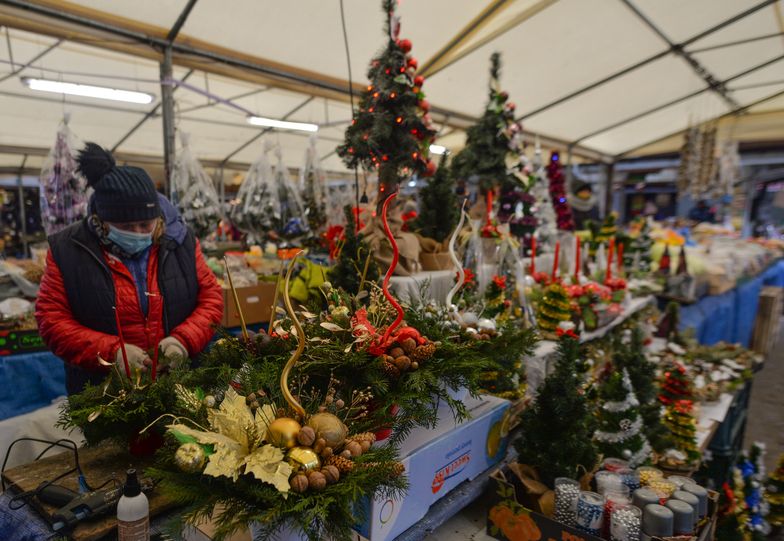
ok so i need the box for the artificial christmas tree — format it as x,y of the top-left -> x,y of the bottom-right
410,153 -> 459,245
300,135 -> 328,244
327,206 -> 379,296
338,0 -> 437,204
171,132 -> 222,239
613,327 -> 670,452
537,282 -> 572,337
515,334 -> 598,487
39,119 -> 88,236
625,218 -> 653,275
529,140 -> 557,251
230,142 -> 280,242
658,361 -> 694,406
655,301 -> 680,341
273,146 -> 308,240
662,399 -> 700,463
546,152 -> 575,232
766,453 -> 784,529
594,368 -> 652,467
450,52 -> 525,195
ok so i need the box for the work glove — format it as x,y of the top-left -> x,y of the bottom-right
158,336 -> 188,369
115,344 -> 150,374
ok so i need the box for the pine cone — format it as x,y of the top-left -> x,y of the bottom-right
350,432 -> 377,444
360,461 -> 405,477
411,342 -> 436,363
381,359 -> 401,378
325,454 -> 355,474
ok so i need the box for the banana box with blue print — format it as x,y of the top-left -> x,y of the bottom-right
352,394 -> 511,541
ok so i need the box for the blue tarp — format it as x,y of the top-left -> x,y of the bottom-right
0,351 -> 65,421
679,259 -> 784,347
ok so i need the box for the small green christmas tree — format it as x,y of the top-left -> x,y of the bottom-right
410,153 -> 458,244
663,399 -> 700,463
625,218 -> 653,275
301,135 -> 327,245
766,453 -> 784,528
613,327 -> 670,452
655,301 -> 680,341
327,206 -> 379,296
537,282 -> 572,337
593,368 -> 652,467
337,0 -> 437,202
450,52 -> 523,194
515,335 -> 598,487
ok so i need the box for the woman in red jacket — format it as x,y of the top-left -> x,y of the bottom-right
36,143 -> 223,394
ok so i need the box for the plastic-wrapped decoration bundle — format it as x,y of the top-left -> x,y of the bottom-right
172,132 -> 222,238
299,135 -> 327,239
39,118 -> 89,236
230,141 -> 280,243
273,145 -> 308,240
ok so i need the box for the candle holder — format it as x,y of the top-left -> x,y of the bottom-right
649,478 -> 677,499
617,467 -> 641,492
595,470 -> 625,495
602,457 -> 629,472
575,491 -> 604,536
611,504 -> 642,541
554,477 -> 580,527
637,466 -> 662,486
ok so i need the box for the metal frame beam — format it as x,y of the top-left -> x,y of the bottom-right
111,68 -> 193,152
518,0 -> 776,121
220,96 -> 314,165
0,0 -> 612,162
614,87 -> 784,159
166,0 -> 198,43
418,0 -> 513,78
0,35 -> 61,83
619,0 -> 739,109
571,53 -> 784,145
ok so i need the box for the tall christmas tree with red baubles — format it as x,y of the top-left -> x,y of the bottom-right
547,152 -> 575,231
658,361 -> 693,406
337,0 -> 437,204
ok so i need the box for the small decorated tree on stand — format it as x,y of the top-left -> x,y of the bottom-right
625,217 -> 653,275
547,152 -> 575,233
529,140 -> 557,251
662,399 -> 700,463
593,368 -> 652,467
327,206 -> 379,296
337,0 -> 437,205
613,327 -> 670,452
515,334 -> 598,487
450,53 -> 536,250
537,282 -> 572,339
766,453 -> 784,530
658,361 -> 693,406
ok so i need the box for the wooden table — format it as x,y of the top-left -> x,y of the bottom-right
2,443 -> 174,541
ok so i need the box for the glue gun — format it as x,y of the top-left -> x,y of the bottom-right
37,480 -> 151,532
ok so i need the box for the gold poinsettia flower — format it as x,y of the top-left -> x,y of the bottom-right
167,388 -> 292,493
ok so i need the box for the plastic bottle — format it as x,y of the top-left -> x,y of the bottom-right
117,469 -> 149,541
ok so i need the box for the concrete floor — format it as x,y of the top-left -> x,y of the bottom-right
426,318 -> 784,540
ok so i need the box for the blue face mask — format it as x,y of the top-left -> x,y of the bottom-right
107,225 -> 153,255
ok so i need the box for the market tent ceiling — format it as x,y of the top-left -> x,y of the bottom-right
1,0 -> 784,174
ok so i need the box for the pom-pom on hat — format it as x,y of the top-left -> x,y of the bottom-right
77,142 -> 160,223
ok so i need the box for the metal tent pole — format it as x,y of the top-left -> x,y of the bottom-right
160,46 -> 176,198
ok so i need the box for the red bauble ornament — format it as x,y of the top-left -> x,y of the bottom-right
508,102 -> 516,111
407,57 -> 418,70
398,39 -> 412,53
414,75 -> 425,87
423,160 -> 436,177
418,99 -> 430,112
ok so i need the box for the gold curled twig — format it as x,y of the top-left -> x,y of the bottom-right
280,250 -> 307,419
445,198 -> 469,309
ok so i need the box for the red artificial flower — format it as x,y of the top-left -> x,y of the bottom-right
351,308 -> 377,340
532,271 -> 550,285
324,225 -> 345,260
492,275 -> 507,290
481,223 -> 500,238
401,210 -> 417,222
462,267 -> 476,286
566,285 -> 585,298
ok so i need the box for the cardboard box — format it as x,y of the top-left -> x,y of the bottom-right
486,466 -> 718,541
221,282 -> 277,328
353,394 -> 511,541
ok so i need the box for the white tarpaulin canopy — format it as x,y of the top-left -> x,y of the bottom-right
1,0 -> 783,174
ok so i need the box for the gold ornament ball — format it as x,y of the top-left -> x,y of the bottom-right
307,413 -> 348,449
175,442 -> 206,473
267,417 -> 302,448
287,446 -> 321,472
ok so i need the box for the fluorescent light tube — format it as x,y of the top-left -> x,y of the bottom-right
21,77 -> 154,104
429,144 -> 446,155
247,115 -> 318,132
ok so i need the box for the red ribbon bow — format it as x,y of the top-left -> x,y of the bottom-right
556,327 -> 579,339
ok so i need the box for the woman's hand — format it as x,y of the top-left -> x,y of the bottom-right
115,344 -> 151,373
158,336 -> 188,369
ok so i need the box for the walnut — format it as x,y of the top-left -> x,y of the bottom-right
297,426 -> 316,447
388,347 -> 405,359
290,473 -> 308,493
307,470 -> 327,491
345,441 -> 362,457
401,338 -> 417,354
393,355 -> 411,372
322,465 -> 340,484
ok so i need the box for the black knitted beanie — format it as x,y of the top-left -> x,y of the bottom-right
77,142 -> 160,223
